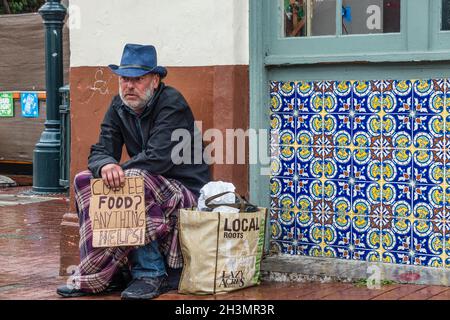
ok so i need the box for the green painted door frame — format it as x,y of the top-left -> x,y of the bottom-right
249,0 -> 450,252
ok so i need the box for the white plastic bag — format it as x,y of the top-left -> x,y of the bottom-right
197,181 -> 239,213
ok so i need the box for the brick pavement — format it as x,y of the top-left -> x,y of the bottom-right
0,186 -> 449,300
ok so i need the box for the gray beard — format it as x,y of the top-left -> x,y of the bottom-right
119,87 -> 154,112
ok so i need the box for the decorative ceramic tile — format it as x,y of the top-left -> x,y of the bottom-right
412,254 -> 443,268
326,214 -> 352,247
413,79 -> 446,114
277,208 -> 296,230
296,113 -> 320,141
271,217 -> 282,241
445,229 -> 450,256
351,216 -> 380,250
324,246 -> 352,260
296,194 -> 314,214
413,115 -> 445,150
352,249 -> 380,262
412,219 -> 444,256
296,81 -> 321,113
322,180 -> 339,211
271,209 -> 295,241
352,182 -> 382,214
296,179 -> 320,204
270,78 -> 450,268
271,156 -> 295,178
270,177 -> 295,209
296,128 -> 315,147
295,211 -> 320,244
304,220 -> 326,247
388,199 -> 413,218
270,113 -> 296,145
296,146 -> 323,179
324,115 -> 348,144
382,80 -> 414,114
383,115 -> 413,150
270,81 -> 296,113
445,167 -> 450,187
352,80 -> 382,113
296,243 -> 323,257
446,79 -> 450,113
384,152 -> 413,184
270,241 -> 296,255
324,148 -> 351,180
413,185 -> 445,220
352,114 -> 382,146
382,183 -> 413,217
413,151 -> 445,184
332,196 -> 351,217
352,149 -> 377,182
324,81 -> 352,114
381,217 -> 412,252
391,129 -> 413,149
382,251 -> 411,265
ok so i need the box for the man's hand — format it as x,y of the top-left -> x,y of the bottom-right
100,164 -> 125,190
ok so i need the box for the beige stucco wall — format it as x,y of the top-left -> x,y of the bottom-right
68,0 -> 249,67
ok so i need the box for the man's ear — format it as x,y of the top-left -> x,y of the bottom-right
154,74 -> 161,86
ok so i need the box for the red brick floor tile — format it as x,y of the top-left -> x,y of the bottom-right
427,288 -> 450,300
320,284 -> 402,300
371,284 -> 428,300
399,286 -> 450,300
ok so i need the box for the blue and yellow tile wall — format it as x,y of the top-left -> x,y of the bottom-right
269,79 -> 450,268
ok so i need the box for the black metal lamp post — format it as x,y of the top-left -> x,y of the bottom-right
32,0 -> 67,193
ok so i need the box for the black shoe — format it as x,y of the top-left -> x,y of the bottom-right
120,275 -> 170,300
166,267 -> 182,290
107,268 -> 132,292
57,268 -> 132,298
56,284 -> 90,298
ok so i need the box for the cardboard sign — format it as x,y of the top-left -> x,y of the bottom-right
89,177 -> 146,248
21,92 -> 39,118
0,92 -> 13,117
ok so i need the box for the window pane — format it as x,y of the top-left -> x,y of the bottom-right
284,0 -> 336,37
443,0 -> 450,31
342,0 -> 400,35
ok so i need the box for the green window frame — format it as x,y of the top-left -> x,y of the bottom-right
431,0 -> 450,50
265,0 -> 450,65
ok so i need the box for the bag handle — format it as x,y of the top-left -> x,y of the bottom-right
205,191 -> 248,212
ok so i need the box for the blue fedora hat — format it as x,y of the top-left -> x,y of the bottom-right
109,44 -> 167,78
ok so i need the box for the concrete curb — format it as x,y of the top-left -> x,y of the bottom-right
261,254 -> 450,286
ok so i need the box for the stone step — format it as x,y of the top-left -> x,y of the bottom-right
261,254 -> 450,287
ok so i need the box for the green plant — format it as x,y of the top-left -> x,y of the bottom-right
0,0 -> 46,14
353,278 -> 396,287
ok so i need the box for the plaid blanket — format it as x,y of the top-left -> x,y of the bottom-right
69,169 -> 197,293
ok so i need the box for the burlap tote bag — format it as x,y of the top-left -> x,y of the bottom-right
178,192 -> 267,295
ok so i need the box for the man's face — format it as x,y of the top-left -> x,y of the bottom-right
119,73 -> 160,111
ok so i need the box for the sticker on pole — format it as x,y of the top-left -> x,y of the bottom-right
89,177 -> 146,248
